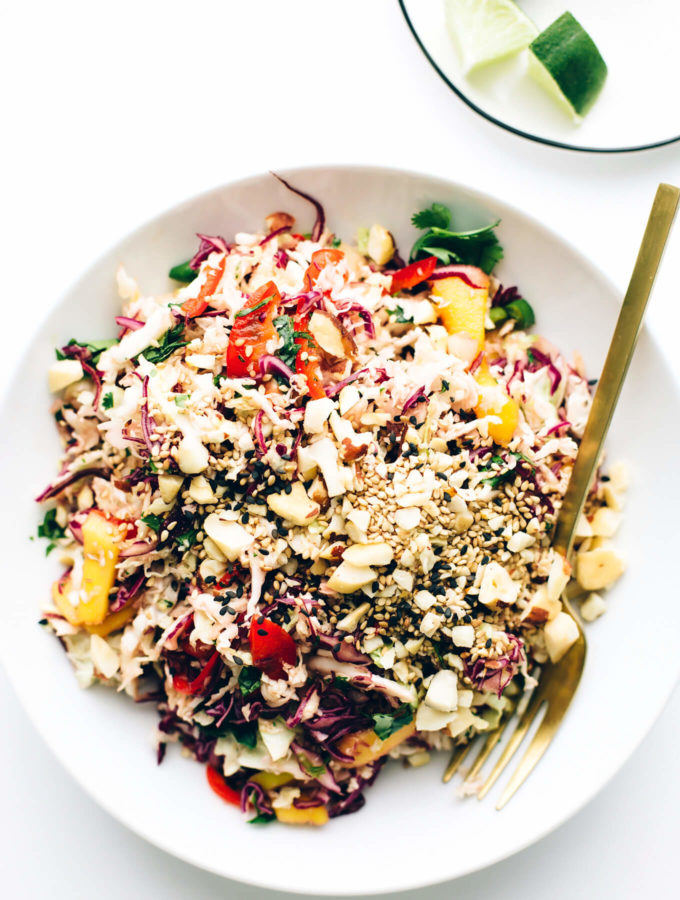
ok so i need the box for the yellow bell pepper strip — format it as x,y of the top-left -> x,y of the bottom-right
275,805 -> 329,826
429,265 -> 490,355
336,720 -> 416,767
474,357 -> 520,447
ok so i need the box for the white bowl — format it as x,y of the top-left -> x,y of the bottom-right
2,166 -> 679,895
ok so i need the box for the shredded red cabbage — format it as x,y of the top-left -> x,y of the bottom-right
465,635 -> 524,698
428,265 -> 486,288
80,360 -> 103,410
527,348 -> 562,394
324,366 -> 369,398
140,376 -> 155,456
271,173 -> 325,242
402,385 -> 429,414
491,284 -> 522,308
110,569 -> 146,612
189,233 -> 229,270
259,224 -> 292,246
35,466 -> 103,503
258,354 -> 295,383
115,316 -> 144,331
336,302 -> 376,339
273,249 -> 289,269
253,409 -> 268,456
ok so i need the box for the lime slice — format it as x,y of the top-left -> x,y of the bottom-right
444,0 -> 538,74
528,12 -> 608,120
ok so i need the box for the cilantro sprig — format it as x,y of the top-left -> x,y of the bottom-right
409,203 -> 503,274
143,323 -> 188,365
371,704 -> 414,741
37,508 -> 66,556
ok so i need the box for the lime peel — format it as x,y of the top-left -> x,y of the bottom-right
528,11 -> 608,120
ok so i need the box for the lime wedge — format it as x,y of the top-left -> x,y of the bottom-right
444,0 -> 538,74
528,12 -> 608,120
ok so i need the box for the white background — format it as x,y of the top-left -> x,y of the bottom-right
1,1 -> 678,897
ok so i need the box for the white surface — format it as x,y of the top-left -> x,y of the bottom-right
4,165 -> 679,894
1,0 -> 679,897
403,0 -> 680,150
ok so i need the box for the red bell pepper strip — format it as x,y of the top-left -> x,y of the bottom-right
172,650 -> 220,695
389,255 -> 438,294
206,765 -> 241,807
181,257 -> 227,318
249,617 -> 297,680
293,310 -> 326,399
226,281 -> 281,378
303,248 -> 344,290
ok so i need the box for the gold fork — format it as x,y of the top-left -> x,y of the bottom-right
443,183 -> 680,810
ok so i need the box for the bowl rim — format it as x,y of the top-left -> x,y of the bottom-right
398,0 -> 680,155
2,163 -> 679,894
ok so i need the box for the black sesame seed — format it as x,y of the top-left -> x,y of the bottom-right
485,638 -> 492,649
233,655 -> 243,665
257,628 -> 268,636
481,555 -> 490,565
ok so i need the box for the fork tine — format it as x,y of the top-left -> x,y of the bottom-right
495,689 -> 574,810
477,687 -> 546,801
462,703 -> 517,786
442,741 -> 474,783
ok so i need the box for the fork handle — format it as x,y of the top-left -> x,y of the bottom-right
552,183 -> 680,557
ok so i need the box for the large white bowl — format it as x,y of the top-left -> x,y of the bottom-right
1,166 -> 679,895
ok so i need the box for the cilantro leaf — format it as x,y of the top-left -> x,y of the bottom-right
143,323 -> 188,365
141,513 -> 163,533
175,525 -> 198,551
371,704 -> 414,741
409,204 -> 504,274
37,509 -> 65,555
273,315 -> 299,369
387,305 -> 413,324
238,666 -> 262,697
231,721 -> 258,748
248,813 -> 275,825
38,508 -> 65,542
411,202 -> 451,230
58,338 -> 118,364
102,392 -> 114,410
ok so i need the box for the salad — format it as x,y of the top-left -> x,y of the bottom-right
37,176 -> 627,825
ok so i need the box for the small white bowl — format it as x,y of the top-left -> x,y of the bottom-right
1,166 -> 679,895
401,0 -> 680,153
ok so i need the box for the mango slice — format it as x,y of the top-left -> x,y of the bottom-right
430,267 -> 490,355
336,721 -> 416,767
275,805 -> 329,826
474,359 -> 519,446
51,511 -> 122,626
